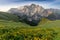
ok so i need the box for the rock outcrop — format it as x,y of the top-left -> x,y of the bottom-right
8,4 -> 60,25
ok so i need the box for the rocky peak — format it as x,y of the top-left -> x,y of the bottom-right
8,4 -> 53,26
30,4 -> 36,7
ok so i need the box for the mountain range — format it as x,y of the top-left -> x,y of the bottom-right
8,4 -> 60,25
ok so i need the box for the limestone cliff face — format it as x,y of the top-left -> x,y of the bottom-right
8,4 -> 53,17
8,4 -> 54,25
17,4 -> 44,16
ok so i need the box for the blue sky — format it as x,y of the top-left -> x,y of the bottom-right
0,0 -> 60,11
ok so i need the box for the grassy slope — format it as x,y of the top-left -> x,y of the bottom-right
0,12 -> 19,22
38,20 -> 60,40
0,20 -> 60,40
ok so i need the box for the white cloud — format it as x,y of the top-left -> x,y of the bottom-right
0,5 -> 20,12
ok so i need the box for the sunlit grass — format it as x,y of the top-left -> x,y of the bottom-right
0,20 -> 60,40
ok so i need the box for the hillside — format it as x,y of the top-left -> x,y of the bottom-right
0,20 -> 60,40
0,12 -> 19,22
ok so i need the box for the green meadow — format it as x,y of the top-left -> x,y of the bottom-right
0,20 -> 60,40
0,12 -> 60,40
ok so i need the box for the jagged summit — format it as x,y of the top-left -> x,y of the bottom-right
31,4 -> 36,6
8,4 -> 51,17
8,4 -> 60,26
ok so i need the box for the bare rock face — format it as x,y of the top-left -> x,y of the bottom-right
46,9 -> 60,20
8,4 -> 52,26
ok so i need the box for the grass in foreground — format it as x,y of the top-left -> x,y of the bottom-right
0,20 -> 60,40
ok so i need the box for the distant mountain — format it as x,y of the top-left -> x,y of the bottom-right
46,9 -> 60,20
8,4 -> 60,25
